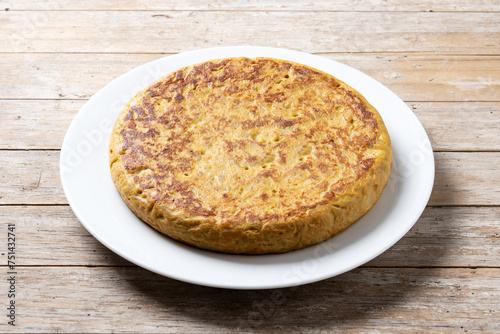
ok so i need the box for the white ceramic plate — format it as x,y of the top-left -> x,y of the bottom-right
60,46 -> 434,289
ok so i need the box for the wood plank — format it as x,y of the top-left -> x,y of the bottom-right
0,206 -> 498,267
369,207 -> 500,267
0,151 -> 64,205
430,152 -> 500,206
2,100 -> 499,151
0,53 -> 160,100
0,100 -> 84,149
1,53 -> 499,102
0,151 -> 499,206
0,267 -> 497,332
2,11 -> 499,54
0,206 -> 130,266
2,0 -> 500,12
410,102 -> 500,151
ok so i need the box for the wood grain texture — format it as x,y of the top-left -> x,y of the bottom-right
410,101 -> 500,151
0,267 -> 498,333
2,100 -> 499,151
0,100 -> 83,149
1,53 -> 499,101
0,205 -> 498,267
0,1 -> 498,332
2,11 -> 499,54
0,151 -> 63,205
1,151 -> 499,206
2,0 -> 500,12
430,152 -> 500,206
0,206 -> 130,266
369,206 -> 500,267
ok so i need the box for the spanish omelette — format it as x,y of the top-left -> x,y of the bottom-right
109,57 -> 392,254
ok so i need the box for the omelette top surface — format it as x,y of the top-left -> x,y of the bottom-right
109,57 -> 392,254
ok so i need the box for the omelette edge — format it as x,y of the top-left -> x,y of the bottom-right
109,57 -> 393,254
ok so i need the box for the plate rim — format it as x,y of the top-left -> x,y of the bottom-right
60,46 -> 435,289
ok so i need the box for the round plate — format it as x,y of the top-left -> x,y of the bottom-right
60,46 -> 434,289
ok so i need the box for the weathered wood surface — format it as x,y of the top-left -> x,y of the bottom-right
2,0 -> 500,12
1,54 -> 499,101
0,205 -> 498,267
0,0 -> 499,332
0,267 -> 498,333
1,151 -> 499,205
0,151 -> 63,205
1,100 -> 499,150
410,101 -> 500,151
0,100 -> 83,149
429,152 -> 500,206
2,11 -> 499,54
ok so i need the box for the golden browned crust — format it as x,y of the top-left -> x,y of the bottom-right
109,57 -> 392,254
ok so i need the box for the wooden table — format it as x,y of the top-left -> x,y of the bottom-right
1,1 -> 499,332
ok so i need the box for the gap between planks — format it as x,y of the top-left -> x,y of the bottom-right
0,265 -> 498,269
1,52 -> 500,56
3,149 -> 500,152
3,9 -> 500,13
2,0 -> 499,12
0,204 -> 499,207
1,98 -> 500,102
